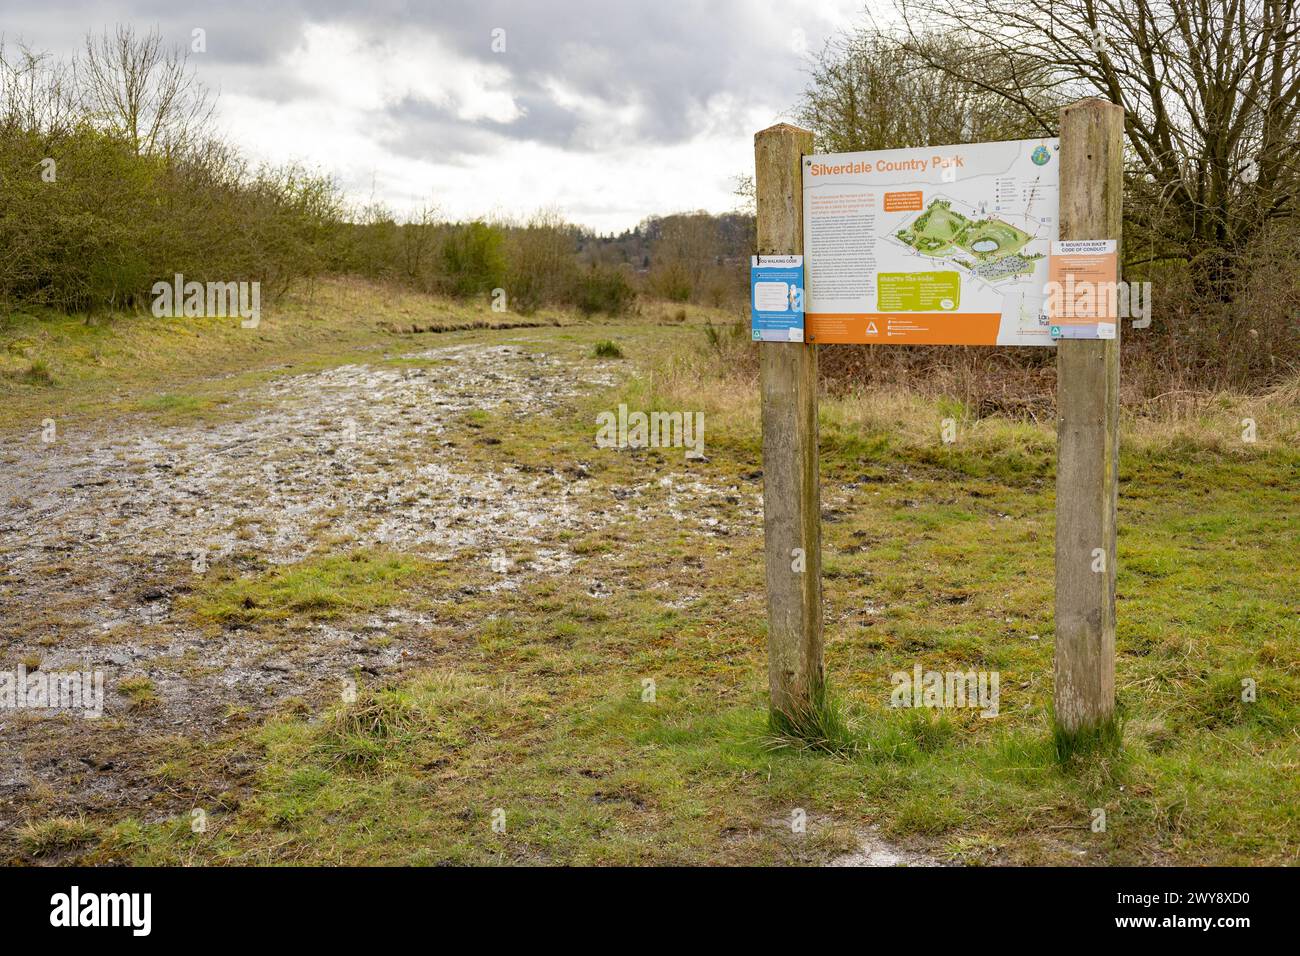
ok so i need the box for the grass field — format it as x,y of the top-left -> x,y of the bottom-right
2,279 -> 1297,866
0,278 -> 575,431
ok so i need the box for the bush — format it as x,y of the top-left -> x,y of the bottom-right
0,39 -> 341,314
438,221 -> 507,298
572,263 -> 635,316
1122,225 -> 1300,395
648,261 -> 694,302
505,209 -> 578,314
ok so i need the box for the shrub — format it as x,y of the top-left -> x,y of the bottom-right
0,37 -> 339,314
438,221 -> 507,298
572,263 -> 635,316
505,209 -> 579,314
648,261 -> 694,302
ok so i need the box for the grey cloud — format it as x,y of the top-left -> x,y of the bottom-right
381,95 -> 513,164
7,0 -> 841,148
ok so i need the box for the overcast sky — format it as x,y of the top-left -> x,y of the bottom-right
3,1 -> 871,232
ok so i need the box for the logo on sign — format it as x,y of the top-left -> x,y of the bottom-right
1031,145 -> 1052,165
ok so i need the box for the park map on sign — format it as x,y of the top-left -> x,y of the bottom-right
894,198 -> 1039,281
803,138 -> 1059,345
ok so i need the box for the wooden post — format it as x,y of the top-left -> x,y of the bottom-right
1054,98 -> 1124,741
754,123 -> 823,724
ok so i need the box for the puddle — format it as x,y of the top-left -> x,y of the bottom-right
829,826 -> 944,867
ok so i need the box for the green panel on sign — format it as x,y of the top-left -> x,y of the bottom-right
877,272 -> 961,312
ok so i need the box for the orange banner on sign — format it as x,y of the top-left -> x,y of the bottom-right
882,190 -> 924,212
807,312 -> 1002,345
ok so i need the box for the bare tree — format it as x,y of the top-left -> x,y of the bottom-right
399,200 -> 442,284
78,25 -> 213,155
649,212 -> 720,301
796,30 -> 1051,154
895,0 -> 1300,295
0,40 -> 78,136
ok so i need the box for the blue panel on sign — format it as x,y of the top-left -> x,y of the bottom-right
750,255 -> 804,342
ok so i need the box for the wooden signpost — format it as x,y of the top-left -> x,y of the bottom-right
754,124 -> 824,723
754,99 -> 1124,743
1054,100 -> 1124,740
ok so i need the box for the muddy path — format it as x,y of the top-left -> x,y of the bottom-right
0,331 -> 942,867
0,336 -> 715,842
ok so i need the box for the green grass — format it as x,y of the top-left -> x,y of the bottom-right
186,550 -> 436,625
10,280 -> 1298,866
1053,711 -> 1125,763
17,815 -> 100,857
94,400 -> 1296,865
118,676 -> 162,709
0,358 -> 55,386
135,392 -> 215,420
766,686 -> 861,756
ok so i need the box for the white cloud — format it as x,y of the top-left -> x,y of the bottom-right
279,23 -> 521,122
16,0 -> 874,232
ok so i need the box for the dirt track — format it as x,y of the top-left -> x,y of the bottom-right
0,333 -> 936,865
0,339 -> 649,838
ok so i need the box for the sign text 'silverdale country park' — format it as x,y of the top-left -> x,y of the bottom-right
802,139 -> 1060,345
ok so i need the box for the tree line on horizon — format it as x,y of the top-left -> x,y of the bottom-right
4,5 -> 1296,396
0,27 -> 754,322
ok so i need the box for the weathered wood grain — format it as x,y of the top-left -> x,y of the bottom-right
754,124 -> 823,718
1055,99 -> 1124,735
